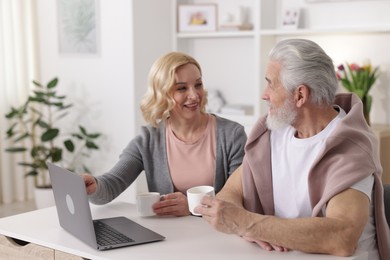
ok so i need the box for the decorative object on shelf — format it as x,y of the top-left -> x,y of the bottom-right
4,77 -> 101,207
206,89 -> 225,113
177,4 -> 217,33
280,7 -> 301,29
219,6 -> 253,31
336,61 -> 380,125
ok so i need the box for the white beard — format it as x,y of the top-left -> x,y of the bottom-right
266,97 -> 297,130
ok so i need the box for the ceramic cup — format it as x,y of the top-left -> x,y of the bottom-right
187,185 -> 215,216
136,192 -> 161,217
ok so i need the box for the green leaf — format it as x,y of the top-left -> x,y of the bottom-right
25,170 -> 38,177
46,91 -> 57,97
33,91 -> 46,97
87,133 -> 101,139
31,146 -> 49,157
5,147 -> 27,152
37,119 -> 50,129
79,125 -> 87,136
5,108 -> 18,119
29,96 -> 46,103
58,104 -> 72,111
13,133 -> 29,143
86,141 -> 99,149
49,102 -> 64,107
47,78 -> 58,89
41,129 -> 59,142
72,133 -> 83,140
64,139 -> 75,152
18,162 -> 37,168
51,148 -> 62,162
32,80 -> 42,87
5,123 -> 17,138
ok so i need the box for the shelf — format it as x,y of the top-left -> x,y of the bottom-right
177,26 -> 390,38
259,26 -> 390,36
176,30 -> 256,39
172,0 -> 390,131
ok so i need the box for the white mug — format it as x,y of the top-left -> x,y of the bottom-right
187,185 -> 215,216
136,192 -> 161,217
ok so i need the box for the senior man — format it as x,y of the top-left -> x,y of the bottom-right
195,39 -> 390,260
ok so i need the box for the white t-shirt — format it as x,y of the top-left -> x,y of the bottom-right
270,106 -> 378,259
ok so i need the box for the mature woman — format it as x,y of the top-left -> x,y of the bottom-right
82,52 -> 247,216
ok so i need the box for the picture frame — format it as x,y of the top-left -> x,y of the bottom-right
280,7 -> 301,29
177,4 -> 217,33
57,0 -> 100,54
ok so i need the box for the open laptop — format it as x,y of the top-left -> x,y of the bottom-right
47,162 -> 165,250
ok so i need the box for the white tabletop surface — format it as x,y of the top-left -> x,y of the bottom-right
0,202 -> 368,260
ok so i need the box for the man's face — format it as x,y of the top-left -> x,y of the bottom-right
262,61 -> 297,130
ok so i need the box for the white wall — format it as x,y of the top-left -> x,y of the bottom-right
35,0 -> 171,203
36,0 -> 135,173
33,0 -> 390,204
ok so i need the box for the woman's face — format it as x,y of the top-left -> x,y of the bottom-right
170,63 -> 205,121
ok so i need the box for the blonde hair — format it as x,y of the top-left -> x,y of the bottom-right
140,52 -> 207,127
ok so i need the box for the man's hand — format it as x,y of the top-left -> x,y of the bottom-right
194,196 -> 247,234
195,196 -> 289,251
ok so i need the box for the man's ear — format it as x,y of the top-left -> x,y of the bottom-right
295,85 -> 309,108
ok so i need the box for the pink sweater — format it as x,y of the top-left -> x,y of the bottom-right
242,93 -> 390,259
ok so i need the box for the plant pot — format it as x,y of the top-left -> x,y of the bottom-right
362,95 -> 372,126
33,186 -> 55,209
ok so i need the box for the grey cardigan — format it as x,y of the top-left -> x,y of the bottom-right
89,115 -> 247,204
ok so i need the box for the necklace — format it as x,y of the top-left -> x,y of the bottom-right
169,114 -> 209,143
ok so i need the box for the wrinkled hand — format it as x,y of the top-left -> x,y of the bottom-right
194,196 -> 246,235
195,197 -> 290,252
242,236 -> 290,252
82,174 -> 97,195
153,192 -> 190,217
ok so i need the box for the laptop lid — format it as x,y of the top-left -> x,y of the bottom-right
47,162 -> 165,250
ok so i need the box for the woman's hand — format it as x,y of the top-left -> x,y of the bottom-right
153,192 -> 190,217
81,174 -> 97,195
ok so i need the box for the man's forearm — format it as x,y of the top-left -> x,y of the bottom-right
240,213 -> 358,256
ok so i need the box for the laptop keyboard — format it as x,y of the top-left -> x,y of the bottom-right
94,220 -> 134,246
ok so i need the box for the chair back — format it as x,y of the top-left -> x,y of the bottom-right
384,184 -> 390,228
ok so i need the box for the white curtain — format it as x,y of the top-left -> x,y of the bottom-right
0,0 -> 40,204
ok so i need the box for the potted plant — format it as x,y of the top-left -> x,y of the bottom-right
336,61 -> 380,125
4,77 -> 101,208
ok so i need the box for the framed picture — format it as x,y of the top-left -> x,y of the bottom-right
280,7 -> 301,29
57,0 -> 100,54
178,4 -> 217,33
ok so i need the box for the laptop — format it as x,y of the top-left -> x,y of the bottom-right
47,162 -> 165,250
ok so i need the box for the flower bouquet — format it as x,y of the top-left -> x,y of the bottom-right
336,61 -> 380,124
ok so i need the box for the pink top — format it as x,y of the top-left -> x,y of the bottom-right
166,114 -> 216,194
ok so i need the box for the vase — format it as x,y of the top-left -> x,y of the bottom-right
362,95 -> 372,125
33,186 -> 55,209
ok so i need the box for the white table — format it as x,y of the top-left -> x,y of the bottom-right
0,202 -> 368,260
